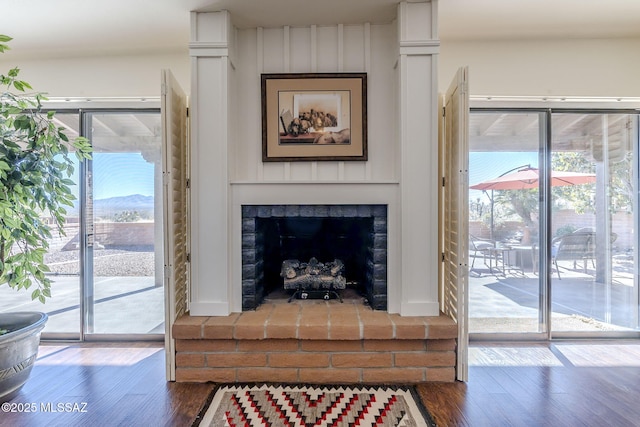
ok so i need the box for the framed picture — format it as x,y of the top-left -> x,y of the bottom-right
261,73 -> 367,162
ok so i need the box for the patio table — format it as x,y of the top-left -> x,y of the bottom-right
502,245 -> 535,273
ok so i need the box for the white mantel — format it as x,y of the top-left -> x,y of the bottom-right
188,1 -> 441,316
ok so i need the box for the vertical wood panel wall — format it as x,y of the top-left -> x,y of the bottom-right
232,23 -> 398,184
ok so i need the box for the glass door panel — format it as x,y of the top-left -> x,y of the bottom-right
0,112 -> 81,337
551,113 -> 639,333
468,111 -> 544,334
86,112 -> 164,335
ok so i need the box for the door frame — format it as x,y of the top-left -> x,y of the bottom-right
468,106 -> 640,341
37,105 -> 165,341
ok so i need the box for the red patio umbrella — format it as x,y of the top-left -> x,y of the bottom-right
470,166 -> 596,243
470,167 -> 596,191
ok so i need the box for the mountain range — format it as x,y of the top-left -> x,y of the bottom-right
70,194 -> 155,217
93,194 -> 154,215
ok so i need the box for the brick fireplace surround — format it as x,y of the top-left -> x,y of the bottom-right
173,201 -> 458,384
173,299 -> 457,384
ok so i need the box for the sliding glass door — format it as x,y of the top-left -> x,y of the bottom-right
469,108 -> 639,338
84,111 -> 165,336
0,112 -> 82,337
551,112 -> 639,335
468,111 -> 544,335
0,108 -> 164,339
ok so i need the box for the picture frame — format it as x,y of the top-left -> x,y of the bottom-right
261,73 -> 367,162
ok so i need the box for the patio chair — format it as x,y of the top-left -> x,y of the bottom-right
552,231 -> 595,279
469,235 -> 496,271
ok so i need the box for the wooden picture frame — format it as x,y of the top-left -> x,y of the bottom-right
261,73 -> 367,162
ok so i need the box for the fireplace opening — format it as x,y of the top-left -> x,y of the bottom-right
261,217 -> 371,298
242,205 -> 387,311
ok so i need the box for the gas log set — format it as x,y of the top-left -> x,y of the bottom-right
281,257 -> 346,301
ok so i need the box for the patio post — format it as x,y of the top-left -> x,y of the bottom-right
594,116 -> 612,285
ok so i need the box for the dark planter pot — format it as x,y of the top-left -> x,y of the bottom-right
0,312 -> 47,403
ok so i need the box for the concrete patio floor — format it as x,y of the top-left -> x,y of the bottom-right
469,257 -> 638,334
0,275 -> 164,336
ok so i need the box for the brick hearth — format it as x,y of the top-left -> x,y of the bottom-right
172,299 -> 457,384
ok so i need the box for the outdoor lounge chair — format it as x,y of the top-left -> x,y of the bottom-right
552,231 -> 595,279
469,235 -> 495,271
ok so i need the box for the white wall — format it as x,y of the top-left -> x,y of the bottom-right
6,30 -> 637,104
6,35 -> 637,101
439,37 -> 640,98
0,49 -> 190,98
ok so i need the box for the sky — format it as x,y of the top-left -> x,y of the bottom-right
92,153 -> 156,199
66,152 -> 156,200
469,151 -> 539,200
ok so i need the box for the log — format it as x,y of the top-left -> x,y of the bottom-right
281,259 -> 300,279
281,257 -> 346,290
283,273 -> 346,290
330,259 -> 344,277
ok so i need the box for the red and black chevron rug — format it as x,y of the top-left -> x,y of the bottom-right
193,384 -> 436,426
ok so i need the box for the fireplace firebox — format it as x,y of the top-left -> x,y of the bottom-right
242,205 -> 387,310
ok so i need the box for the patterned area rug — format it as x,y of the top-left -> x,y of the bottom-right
194,384 -> 436,426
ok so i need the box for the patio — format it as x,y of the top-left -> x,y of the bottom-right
469,254 -> 638,334
0,247 -> 164,336
0,276 -> 164,336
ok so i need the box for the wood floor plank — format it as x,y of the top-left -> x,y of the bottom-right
2,341 -> 640,427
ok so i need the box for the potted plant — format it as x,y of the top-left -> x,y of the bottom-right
0,35 -> 91,402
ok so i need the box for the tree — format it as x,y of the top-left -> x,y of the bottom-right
0,35 -> 92,303
551,151 -> 595,214
493,188 -> 538,242
552,150 -> 633,214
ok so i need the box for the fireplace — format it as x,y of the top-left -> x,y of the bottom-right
242,205 -> 387,310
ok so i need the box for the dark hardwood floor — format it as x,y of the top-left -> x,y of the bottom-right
2,341 -> 640,426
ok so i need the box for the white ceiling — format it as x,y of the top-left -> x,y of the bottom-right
1,0 -> 639,59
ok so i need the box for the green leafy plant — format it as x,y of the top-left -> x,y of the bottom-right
0,35 -> 91,304
113,210 -> 142,223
